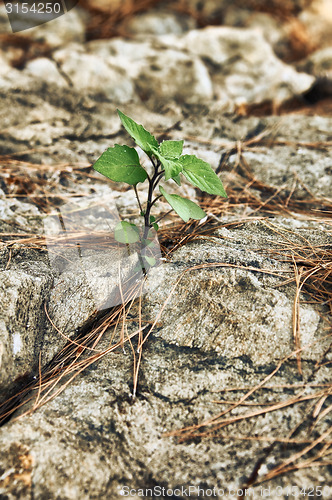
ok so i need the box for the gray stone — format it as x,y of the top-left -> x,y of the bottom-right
0,335 -> 330,499
143,220 -> 330,365
135,48 -> 213,107
53,45 -> 136,101
0,196 -> 42,233
2,23 -> 315,111
0,248 -> 54,398
86,38 -> 156,74
223,10 -> 291,60
0,15 -> 330,491
85,27 -> 315,110
299,46 -> 332,78
124,10 -> 197,35
87,38 -> 213,106
159,27 -> 315,109
0,52 -> 12,76
231,144 -> 332,199
24,58 -> 68,87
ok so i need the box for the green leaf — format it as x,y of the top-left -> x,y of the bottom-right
159,186 -> 206,223
160,157 -> 183,181
93,144 -> 147,185
117,109 -> 158,155
172,174 -> 181,186
179,155 -> 227,197
142,234 -> 156,247
144,256 -> 156,267
152,147 -> 183,181
114,221 -> 140,244
148,216 -> 159,231
160,140 -> 183,159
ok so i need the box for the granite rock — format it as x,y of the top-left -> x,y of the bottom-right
0,335 -> 331,499
0,248 -> 54,400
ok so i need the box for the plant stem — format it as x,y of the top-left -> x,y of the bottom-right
154,209 -> 174,225
142,157 -> 161,240
133,185 -> 143,214
150,194 -> 163,208
152,171 -> 165,189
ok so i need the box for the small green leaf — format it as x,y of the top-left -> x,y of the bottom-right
161,157 -> 183,181
160,140 -> 183,159
152,147 -> 183,181
144,256 -> 156,267
93,145 -> 147,185
159,186 -> 206,222
117,110 -> 158,155
114,221 -> 140,244
172,174 -> 181,186
142,234 -> 156,247
180,155 -> 227,197
149,215 -> 159,231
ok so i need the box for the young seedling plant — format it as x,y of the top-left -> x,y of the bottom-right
92,110 -> 227,274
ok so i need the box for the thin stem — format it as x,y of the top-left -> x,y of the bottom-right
142,156 -> 162,240
133,185 -> 143,214
152,171 -> 165,189
150,194 -> 163,208
154,209 -> 174,225
149,154 -> 157,169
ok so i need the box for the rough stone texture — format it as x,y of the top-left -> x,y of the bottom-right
0,1 -> 331,497
0,195 -> 42,233
0,249 -> 54,398
48,245 -> 144,333
232,145 -> 332,199
159,27 -> 314,108
124,9 -> 197,35
0,337 -> 331,500
53,45 -> 136,101
299,46 -> 332,78
0,22 -> 316,111
143,221 -> 330,365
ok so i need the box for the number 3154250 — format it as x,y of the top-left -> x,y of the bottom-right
5,3 -> 62,14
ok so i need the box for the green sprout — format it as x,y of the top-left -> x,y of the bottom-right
92,110 -> 227,272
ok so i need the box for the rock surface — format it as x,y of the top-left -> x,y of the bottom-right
0,248 -> 54,398
0,0 -> 331,497
0,11 -> 316,111
159,27 -> 314,108
143,221 -> 330,365
0,336 -> 331,499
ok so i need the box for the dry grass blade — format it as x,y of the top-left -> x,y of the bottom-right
0,276 -> 147,424
165,335 -> 331,442
252,427 -> 332,485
